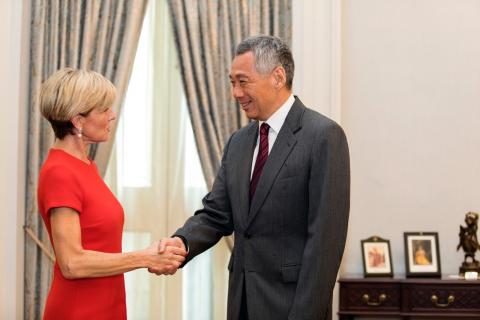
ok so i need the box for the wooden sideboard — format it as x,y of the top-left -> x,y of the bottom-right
338,275 -> 480,319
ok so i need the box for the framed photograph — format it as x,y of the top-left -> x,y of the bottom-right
404,232 -> 441,277
361,236 -> 393,277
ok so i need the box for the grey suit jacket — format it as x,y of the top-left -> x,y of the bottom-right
175,97 -> 350,320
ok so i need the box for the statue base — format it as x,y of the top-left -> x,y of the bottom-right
459,261 -> 480,274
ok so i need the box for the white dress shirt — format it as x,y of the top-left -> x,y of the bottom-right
250,94 -> 295,178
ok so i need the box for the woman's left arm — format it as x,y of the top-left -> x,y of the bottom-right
50,207 -> 185,279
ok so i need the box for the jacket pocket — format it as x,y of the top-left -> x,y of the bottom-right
281,264 -> 301,283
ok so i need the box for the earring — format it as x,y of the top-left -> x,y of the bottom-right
77,128 -> 83,138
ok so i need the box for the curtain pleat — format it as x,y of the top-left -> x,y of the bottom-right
25,1 -> 148,318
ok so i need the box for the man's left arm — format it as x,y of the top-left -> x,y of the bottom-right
288,123 -> 350,320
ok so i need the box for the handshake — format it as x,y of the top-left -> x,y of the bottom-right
145,237 -> 187,276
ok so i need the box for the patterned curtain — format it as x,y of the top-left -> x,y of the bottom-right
167,0 -> 292,188
24,1 -> 148,318
167,0 -> 292,250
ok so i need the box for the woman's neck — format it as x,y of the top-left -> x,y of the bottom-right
53,135 -> 91,164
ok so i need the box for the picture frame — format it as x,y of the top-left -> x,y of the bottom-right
361,236 -> 393,277
404,232 -> 441,277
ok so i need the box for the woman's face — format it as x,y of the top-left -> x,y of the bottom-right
81,106 -> 116,143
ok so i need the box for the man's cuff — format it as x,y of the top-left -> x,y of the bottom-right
173,234 -> 189,253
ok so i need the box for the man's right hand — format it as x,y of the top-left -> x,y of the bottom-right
158,236 -> 186,253
145,239 -> 186,275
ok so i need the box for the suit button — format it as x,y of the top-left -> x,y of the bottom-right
244,233 -> 251,239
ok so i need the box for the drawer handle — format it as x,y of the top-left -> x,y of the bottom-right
431,294 -> 455,307
362,293 -> 387,306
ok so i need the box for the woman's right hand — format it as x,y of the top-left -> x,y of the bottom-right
145,240 -> 186,275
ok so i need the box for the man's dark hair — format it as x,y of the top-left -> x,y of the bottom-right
235,35 -> 294,89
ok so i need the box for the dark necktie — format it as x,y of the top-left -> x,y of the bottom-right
250,123 -> 270,201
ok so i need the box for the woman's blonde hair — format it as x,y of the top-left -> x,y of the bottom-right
39,67 -> 116,139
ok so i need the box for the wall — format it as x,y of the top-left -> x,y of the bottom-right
293,0 -> 480,319
341,0 -> 480,276
0,0 -> 28,318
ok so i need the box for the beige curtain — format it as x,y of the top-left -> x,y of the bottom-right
167,0 -> 292,250
104,0 -> 190,317
25,1 -> 148,319
167,0 -> 292,189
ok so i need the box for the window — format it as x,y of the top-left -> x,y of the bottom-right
115,2 -> 153,188
104,1 -> 217,319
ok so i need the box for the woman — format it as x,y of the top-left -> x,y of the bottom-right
37,68 -> 186,320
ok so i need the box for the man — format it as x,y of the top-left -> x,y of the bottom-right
159,35 -> 350,320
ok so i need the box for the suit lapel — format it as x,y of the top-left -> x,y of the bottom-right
236,122 -> 258,227
246,98 -> 305,228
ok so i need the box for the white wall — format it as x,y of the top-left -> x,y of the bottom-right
0,0 -> 28,319
294,0 -> 480,319
341,0 -> 480,276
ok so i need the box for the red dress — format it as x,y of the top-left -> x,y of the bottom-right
38,149 -> 126,320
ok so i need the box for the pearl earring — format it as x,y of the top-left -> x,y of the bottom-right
77,128 -> 83,138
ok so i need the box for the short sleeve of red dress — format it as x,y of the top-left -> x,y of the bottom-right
38,165 -> 83,216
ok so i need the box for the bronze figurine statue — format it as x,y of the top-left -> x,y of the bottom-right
457,211 -> 480,274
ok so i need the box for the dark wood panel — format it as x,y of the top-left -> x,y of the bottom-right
338,276 -> 480,319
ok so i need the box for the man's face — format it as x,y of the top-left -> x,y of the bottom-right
229,52 -> 277,121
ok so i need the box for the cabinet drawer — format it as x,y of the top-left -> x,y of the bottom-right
340,282 -> 401,312
406,284 -> 480,312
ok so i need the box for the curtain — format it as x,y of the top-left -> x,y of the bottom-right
25,1 -> 147,318
105,1 -> 230,317
167,0 -> 292,250
104,1 -> 189,317
167,0 -> 292,188
105,1 -> 232,318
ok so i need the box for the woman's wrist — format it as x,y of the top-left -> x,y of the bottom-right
129,249 -> 154,269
